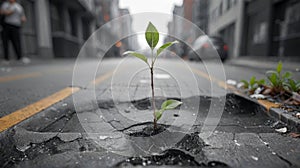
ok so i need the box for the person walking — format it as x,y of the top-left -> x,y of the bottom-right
1,0 -> 28,64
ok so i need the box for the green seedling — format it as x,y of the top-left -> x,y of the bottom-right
241,76 -> 265,94
266,61 -> 292,93
123,22 -> 182,130
284,79 -> 300,93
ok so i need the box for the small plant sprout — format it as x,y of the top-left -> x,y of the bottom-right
123,22 -> 182,130
241,76 -> 265,94
266,61 -> 292,93
284,79 -> 300,93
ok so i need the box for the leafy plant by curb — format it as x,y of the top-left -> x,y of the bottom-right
240,61 -> 300,106
123,22 -> 182,130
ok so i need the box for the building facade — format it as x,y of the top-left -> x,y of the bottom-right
207,0 -> 300,58
0,0 -> 97,59
242,0 -> 300,58
193,0 -> 209,34
94,0 -> 137,57
208,0 -> 243,58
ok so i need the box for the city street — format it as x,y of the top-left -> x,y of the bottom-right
0,58 -> 299,167
0,0 -> 300,167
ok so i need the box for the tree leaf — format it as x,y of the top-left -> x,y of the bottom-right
277,61 -> 283,73
161,99 -> 182,110
145,22 -> 159,49
157,41 -> 178,56
123,51 -> 148,65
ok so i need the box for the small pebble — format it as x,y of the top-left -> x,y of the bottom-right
296,113 -> 300,119
124,109 -> 130,113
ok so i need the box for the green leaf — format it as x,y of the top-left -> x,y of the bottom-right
123,51 -> 148,65
277,61 -> 283,73
249,76 -> 256,86
283,71 -> 292,79
257,79 -> 266,85
296,82 -> 300,90
266,70 -> 278,76
268,73 -> 278,87
155,109 -> 164,121
145,22 -> 159,49
240,79 -> 249,88
161,99 -> 182,110
157,41 -> 178,56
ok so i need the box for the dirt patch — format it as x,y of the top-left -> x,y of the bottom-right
123,122 -> 168,137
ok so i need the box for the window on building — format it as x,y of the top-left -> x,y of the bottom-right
50,2 -> 63,32
219,2 -> 223,16
227,0 -> 231,9
69,9 -> 78,37
224,0 -> 230,11
82,18 -> 91,40
230,0 -> 237,7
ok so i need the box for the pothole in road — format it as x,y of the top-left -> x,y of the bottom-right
114,132 -> 228,167
1,94 -> 280,167
131,97 -> 182,110
93,93 -> 279,167
123,122 -> 169,137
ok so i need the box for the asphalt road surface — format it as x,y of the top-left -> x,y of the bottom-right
0,58 -> 299,168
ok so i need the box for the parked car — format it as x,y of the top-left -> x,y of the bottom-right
188,35 -> 228,62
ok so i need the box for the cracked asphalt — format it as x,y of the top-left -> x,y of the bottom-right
0,58 -> 299,168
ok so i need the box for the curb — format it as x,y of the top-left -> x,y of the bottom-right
227,58 -> 300,72
233,93 -> 300,132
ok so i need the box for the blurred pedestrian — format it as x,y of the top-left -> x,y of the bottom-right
1,0 -> 29,64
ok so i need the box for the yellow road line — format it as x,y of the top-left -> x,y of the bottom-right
191,68 -> 237,91
0,70 -> 115,132
257,99 -> 281,112
0,72 -> 42,83
91,70 -> 114,85
191,67 -> 281,112
0,87 -> 80,132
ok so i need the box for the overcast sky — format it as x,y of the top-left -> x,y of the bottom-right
119,0 -> 183,48
119,0 -> 183,15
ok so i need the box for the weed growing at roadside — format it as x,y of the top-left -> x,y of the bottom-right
284,79 -> 300,93
266,61 -> 292,94
241,76 -> 265,94
123,22 -> 182,130
240,61 -> 300,104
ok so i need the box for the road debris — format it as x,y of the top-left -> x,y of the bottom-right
275,127 -> 287,133
250,94 -> 266,100
226,79 -> 237,86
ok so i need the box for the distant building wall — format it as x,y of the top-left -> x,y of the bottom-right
208,0 -> 244,58
242,0 -> 300,58
0,0 -> 97,59
193,0 -> 209,34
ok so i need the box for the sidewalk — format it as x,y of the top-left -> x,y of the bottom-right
227,56 -> 300,72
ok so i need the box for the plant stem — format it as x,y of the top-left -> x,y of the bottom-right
150,50 -> 157,130
151,66 -> 157,130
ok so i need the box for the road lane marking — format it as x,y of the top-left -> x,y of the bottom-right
257,100 -> 281,112
191,68 -> 236,91
0,68 -> 72,84
0,87 -> 80,132
191,67 -> 281,112
91,70 -> 115,85
0,70 -> 115,132
0,72 -> 42,83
